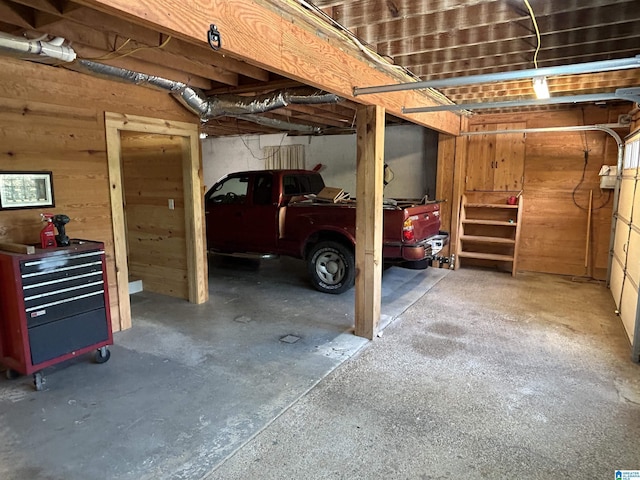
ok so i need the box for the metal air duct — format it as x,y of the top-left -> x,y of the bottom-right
71,59 -> 340,128
0,32 -> 340,132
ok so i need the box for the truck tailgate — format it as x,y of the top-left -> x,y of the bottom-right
405,203 -> 441,240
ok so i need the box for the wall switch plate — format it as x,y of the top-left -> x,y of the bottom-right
168,198 -> 175,210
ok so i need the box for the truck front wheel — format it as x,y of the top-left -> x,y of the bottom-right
308,241 -> 355,294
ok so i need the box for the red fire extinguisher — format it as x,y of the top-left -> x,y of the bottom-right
40,213 -> 57,248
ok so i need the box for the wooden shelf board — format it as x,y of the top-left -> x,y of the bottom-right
466,203 -> 519,209
461,235 -> 516,244
458,252 -> 515,261
462,219 -> 517,226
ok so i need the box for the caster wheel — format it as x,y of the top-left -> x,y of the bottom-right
33,372 -> 44,392
5,368 -> 20,380
94,347 -> 111,364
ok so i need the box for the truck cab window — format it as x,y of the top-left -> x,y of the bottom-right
283,174 -> 324,196
253,174 -> 273,205
207,176 -> 248,204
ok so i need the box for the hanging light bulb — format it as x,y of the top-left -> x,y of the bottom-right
532,76 -> 550,99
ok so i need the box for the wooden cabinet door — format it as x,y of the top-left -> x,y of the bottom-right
466,122 -> 525,192
466,123 -> 496,191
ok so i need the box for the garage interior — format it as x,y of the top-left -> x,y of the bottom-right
0,0 -> 639,478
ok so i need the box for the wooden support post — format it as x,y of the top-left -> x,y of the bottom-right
435,133 -> 456,258
355,104 -> 385,340
451,118 -> 468,270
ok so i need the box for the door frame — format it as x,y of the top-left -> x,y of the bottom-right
105,112 -> 207,330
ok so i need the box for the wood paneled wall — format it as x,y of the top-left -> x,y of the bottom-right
438,105 -> 631,279
0,57 -> 196,331
121,133 -> 188,299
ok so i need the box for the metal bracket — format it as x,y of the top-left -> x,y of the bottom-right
207,24 -> 221,51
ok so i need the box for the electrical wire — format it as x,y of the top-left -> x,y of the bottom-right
83,36 -> 171,61
238,127 -> 287,162
523,0 -> 542,69
571,156 -> 611,211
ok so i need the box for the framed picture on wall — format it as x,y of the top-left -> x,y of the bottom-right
0,171 -> 55,210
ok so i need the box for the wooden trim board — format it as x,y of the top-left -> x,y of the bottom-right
105,112 -> 207,330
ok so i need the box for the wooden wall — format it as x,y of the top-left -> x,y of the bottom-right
438,105 -> 631,279
0,57 -> 197,331
121,133 -> 188,299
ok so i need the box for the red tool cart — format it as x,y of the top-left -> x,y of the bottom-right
0,240 -> 113,390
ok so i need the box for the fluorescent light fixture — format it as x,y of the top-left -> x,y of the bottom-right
532,76 -> 550,99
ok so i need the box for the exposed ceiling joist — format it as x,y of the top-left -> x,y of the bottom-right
0,0 -> 637,134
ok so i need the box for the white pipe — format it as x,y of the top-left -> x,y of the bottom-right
0,32 -> 76,62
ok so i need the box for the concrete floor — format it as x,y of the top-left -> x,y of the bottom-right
1,260 -> 639,479
0,256 -> 447,480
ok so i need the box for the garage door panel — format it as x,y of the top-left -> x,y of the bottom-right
628,229 -> 640,286
620,282 -> 638,344
611,257 -> 624,310
618,177 -> 635,223
613,219 -> 630,264
634,180 -> 640,219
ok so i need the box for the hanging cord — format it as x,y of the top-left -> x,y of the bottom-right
523,0 -> 541,68
83,36 -> 172,61
572,108 -> 611,211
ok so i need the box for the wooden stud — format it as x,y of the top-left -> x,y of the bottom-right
355,104 -> 385,340
181,135 -> 209,304
450,117 -> 468,269
105,115 -> 131,330
435,133 -> 456,258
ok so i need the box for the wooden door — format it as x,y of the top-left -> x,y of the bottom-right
466,122 -> 525,192
466,123 -> 496,191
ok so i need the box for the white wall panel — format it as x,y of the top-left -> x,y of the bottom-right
201,125 -> 438,200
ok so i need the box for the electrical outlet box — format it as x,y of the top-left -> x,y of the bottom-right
168,198 -> 175,210
598,165 -> 617,189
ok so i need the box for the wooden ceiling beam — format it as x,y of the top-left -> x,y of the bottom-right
399,34 -> 640,73
202,118 -> 279,136
34,19 -> 239,86
60,7 -> 270,82
332,0 -> 498,27
381,19 -> 640,64
205,78 -> 303,95
336,0 -> 633,33
73,0 -> 460,135
271,105 -> 351,128
4,3 -> 270,82
70,43 -> 213,90
316,0 -> 503,25
0,1 -> 35,29
349,0 -> 638,45
7,0 -> 63,15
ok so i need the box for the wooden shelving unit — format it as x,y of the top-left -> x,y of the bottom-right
456,194 -> 523,276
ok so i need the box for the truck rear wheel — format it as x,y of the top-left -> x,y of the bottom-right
308,241 -> 355,294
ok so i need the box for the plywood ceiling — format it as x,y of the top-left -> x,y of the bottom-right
0,0 -> 638,136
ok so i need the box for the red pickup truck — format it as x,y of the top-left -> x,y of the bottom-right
205,170 -> 449,294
